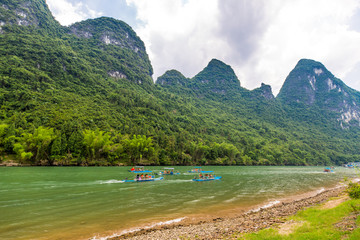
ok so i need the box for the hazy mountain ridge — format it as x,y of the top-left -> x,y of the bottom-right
156,58 -> 275,101
157,59 -> 252,101
159,58 -> 360,128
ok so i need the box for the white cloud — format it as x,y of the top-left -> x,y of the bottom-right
127,0 -> 360,95
46,0 -> 102,26
248,0 -> 360,95
47,0 -> 360,95
126,0 -> 223,80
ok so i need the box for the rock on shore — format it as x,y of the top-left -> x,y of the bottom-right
110,186 -> 345,240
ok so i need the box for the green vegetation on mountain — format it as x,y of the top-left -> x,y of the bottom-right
0,0 -> 360,166
0,0 -> 64,36
191,59 -> 242,95
278,59 -> 360,129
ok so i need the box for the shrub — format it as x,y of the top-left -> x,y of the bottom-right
347,182 -> 360,199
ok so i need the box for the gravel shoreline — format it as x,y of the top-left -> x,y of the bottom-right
110,185 -> 346,240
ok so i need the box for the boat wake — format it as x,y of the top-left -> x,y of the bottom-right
90,217 -> 186,240
165,179 -> 193,183
97,180 -> 125,184
185,199 -> 201,204
224,197 -> 239,203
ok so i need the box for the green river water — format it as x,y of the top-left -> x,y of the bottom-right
0,166 -> 357,239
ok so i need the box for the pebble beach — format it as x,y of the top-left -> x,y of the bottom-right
110,185 -> 346,240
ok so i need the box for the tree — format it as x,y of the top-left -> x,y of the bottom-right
123,135 -> 155,165
82,128 -> 114,160
14,126 -> 57,164
50,136 -> 62,165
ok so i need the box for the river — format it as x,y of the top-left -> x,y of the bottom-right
0,166 -> 356,239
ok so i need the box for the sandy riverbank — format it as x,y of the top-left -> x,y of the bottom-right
109,184 -> 347,240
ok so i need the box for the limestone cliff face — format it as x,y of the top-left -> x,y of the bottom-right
68,17 -> 153,79
277,59 -> 360,127
0,0 -> 62,34
69,17 -> 147,58
68,17 -> 153,83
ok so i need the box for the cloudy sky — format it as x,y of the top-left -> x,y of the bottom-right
46,0 -> 360,95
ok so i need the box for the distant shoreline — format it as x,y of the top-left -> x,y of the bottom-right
109,183 -> 347,240
0,161 -> 341,167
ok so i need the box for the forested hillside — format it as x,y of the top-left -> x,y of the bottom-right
0,0 -> 359,166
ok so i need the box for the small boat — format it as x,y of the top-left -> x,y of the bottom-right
124,176 -> 164,183
324,167 -> 334,173
129,166 -> 152,173
192,173 -> 222,182
188,167 -> 213,173
123,172 -> 164,183
159,167 -> 180,175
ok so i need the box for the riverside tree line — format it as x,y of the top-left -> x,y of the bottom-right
0,122 -> 242,166
1,116 -> 357,166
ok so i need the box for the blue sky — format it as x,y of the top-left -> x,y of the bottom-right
47,0 -> 360,95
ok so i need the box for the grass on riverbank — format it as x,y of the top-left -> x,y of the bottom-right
234,195 -> 360,240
